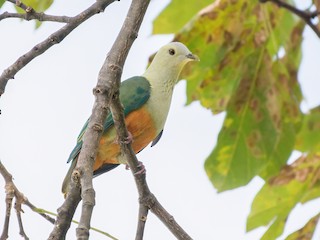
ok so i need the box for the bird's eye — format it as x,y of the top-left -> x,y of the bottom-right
168,48 -> 175,55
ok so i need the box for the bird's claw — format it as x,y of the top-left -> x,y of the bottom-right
134,162 -> 146,175
116,131 -> 133,144
125,161 -> 146,175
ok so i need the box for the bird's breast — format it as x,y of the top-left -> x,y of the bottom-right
145,87 -> 173,133
125,106 -> 158,151
94,106 -> 158,168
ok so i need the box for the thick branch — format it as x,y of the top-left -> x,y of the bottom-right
49,0 -> 149,239
75,0 -> 150,239
0,0 -> 116,96
135,204 -> 149,240
260,0 -> 320,38
110,99 -> 193,240
48,183 -> 81,239
106,2 -> 192,237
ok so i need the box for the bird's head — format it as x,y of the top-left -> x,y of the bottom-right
145,42 -> 199,87
154,42 -> 199,68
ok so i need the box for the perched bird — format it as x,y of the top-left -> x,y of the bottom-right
62,42 -> 199,194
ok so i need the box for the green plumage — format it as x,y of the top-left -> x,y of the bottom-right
67,76 -> 151,164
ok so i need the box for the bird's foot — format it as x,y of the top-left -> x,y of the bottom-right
125,161 -> 146,175
134,161 -> 146,175
116,131 -> 133,144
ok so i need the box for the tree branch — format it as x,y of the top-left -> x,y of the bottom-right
1,0 -> 71,22
48,0 -> 149,239
260,0 -> 320,38
74,0 -> 150,238
110,99 -> 193,240
48,183 -> 81,239
135,204 -> 149,240
0,11 -> 71,22
0,0 -> 117,97
0,161 -> 55,239
7,0 -> 33,13
16,207 -> 29,240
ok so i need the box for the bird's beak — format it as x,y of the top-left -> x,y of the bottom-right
186,53 -> 200,61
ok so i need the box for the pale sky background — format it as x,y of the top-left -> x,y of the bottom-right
0,0 -> 320,239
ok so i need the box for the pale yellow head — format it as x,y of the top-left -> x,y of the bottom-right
143,42 -> 199,89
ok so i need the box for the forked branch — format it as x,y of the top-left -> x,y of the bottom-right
2,0 -> 193,238
0,161 -> 55,239
110,99 -> 193,240
0,0 -> 117,96
0,0 -> 71,22
260,0 -> 320,38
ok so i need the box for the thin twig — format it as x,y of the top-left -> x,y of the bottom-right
2,0 -> 71,22
0,161 -> 55,239
1,181 -> 14,240
0,11 -> 71,22
260,0 -> 320,38
14,190 -> 29,239
15,206 -> 29,240
24,202 -> 55,224
0,0 -> 117,96
310,10 -> 320,18
7,0 -> 32,12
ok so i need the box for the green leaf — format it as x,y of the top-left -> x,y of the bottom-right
205,50 -> 302,190
176,0 -> 257,112
247,154 -> 320,239
14,0 -> 53,28
172,0 -> 303,190
152,0 -> 213,34
285,213 -> 320,240
0,0 -> 5,8
261,218 -> 286,240
15,0 -> 53,12
296,106 -> 320,152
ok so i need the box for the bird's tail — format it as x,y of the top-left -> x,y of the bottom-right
61,158 -> 77,197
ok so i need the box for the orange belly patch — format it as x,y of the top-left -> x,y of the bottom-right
93,106 -> 157,172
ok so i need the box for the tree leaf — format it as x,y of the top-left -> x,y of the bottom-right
285,213 -> 320,240
247,154 -> 320,239
152,0 -> 213,34
0,0 -> 5,8
176,0 -> 256,112
296,106 -> 320,153
173,0 -> 303,190
14,0 -> 54,28
15,0 -> 53,12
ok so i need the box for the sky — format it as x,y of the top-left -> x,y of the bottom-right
0,0 -> 320,239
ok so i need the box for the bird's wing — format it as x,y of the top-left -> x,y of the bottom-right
66,76 -> 151,163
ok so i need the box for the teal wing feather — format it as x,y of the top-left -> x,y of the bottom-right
66,76 -> 151,163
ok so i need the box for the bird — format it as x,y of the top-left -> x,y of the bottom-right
62,42 -> 199,195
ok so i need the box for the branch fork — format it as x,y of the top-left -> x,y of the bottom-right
260,0 -> 320,38
0,161 -> 55,239
1,0 -> 194,239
